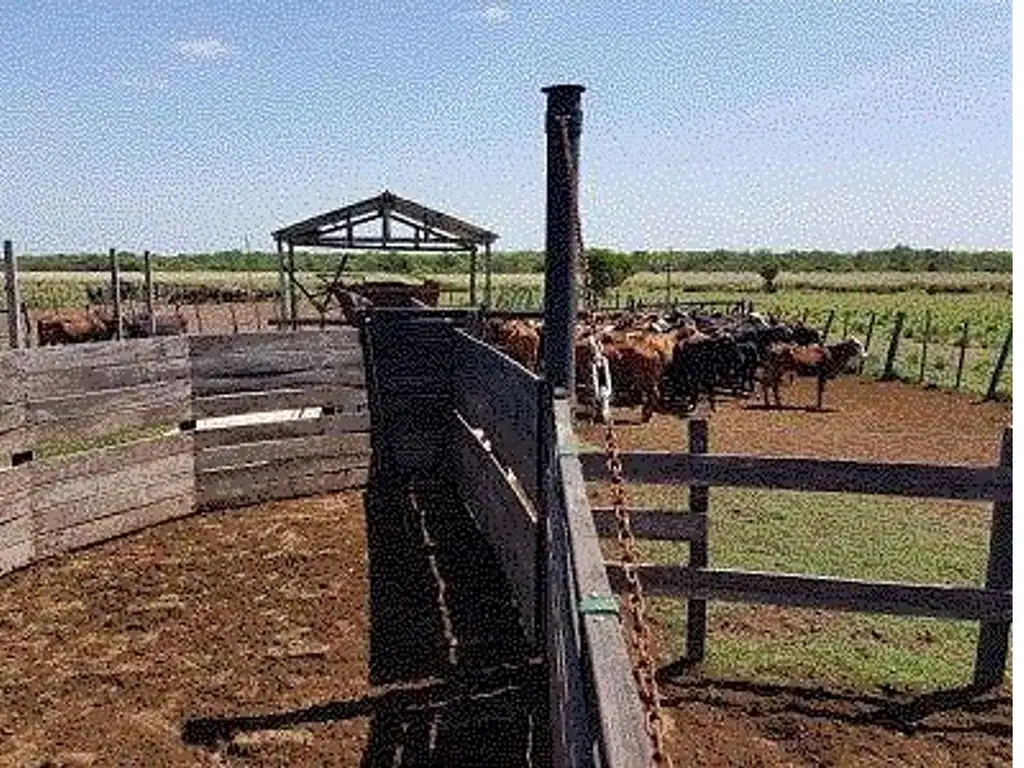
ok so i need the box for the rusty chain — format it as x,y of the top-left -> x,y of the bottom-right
555,112 -> 672,766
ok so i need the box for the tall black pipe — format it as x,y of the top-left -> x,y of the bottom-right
541,84 -> 585,396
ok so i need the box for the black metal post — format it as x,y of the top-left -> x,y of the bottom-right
541,83 -> 585,395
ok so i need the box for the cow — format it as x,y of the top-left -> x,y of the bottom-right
123,313 -> 189,338
486,319 -> 541,372
663,332 -> 740,413
760,338 -> 866,410
36,309 -> 116,345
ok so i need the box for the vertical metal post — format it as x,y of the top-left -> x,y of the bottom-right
3,240 -> 24,349
541,83 -> 585,394
919,310 -> 932,384
109,247 -> 123,340
144,250 -> 156,337
469,246 -> 478,307
984,328 -> 1012,401
955,321 -> 970,389
484,241 -> 492,310
287,242 -> 298,330
276,238 -> 288,330
858,311 -> 876,375
883,312 -> 906,380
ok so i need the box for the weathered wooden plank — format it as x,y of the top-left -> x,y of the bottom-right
34,453 -> 193,511
196,432 -> 370,472
30,433 -> 194,487
187,328 -> 361,357
191,366 -> 366,396
0,403 -> 27,457
591,507 -> 706,542
189,346 -> 364,378
454,330 -> 541,504
0,465 -> 31,507
35,468 -> 194,534
25,358 -> 190,401
0,513 -> 31,550
0,488 -> 29,526
0,350 -> 22,403
578,451 -> 1012,503
454,415 -> 537,639
21,336 -> 188,375
553,399 -> 653,767
197,454 -> 369,497
29,379 -> 191,444
0,540 -> 32,577
197,464 -> 369,510
605,565 -> 1013,622
193,413 -> 370,450
36,494 -> 196,560
192,385 -> 368,418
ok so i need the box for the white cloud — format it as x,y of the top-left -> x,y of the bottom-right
481,4 -> 510,24
175,37 -> 232,61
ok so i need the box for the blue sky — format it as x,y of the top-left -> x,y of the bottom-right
0,1 -> 1011,254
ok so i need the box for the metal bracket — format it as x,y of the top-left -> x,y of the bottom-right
577,594 -> 620,617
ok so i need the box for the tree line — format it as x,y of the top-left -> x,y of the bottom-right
15,244 -> 1011,275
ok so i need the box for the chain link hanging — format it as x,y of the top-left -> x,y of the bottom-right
554,112 -> 673,768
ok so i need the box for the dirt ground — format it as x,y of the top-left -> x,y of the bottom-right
576,376 -> 1013,767
0,375 -> 1012,767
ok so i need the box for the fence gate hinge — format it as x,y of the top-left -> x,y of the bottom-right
578,594 -> 620,617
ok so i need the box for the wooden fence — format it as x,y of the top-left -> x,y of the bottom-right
0,330 -> 370,579
362,307 -> 652,767
579,420 -> 1013,689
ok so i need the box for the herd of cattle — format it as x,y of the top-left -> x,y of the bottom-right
34,308 -> 187,345
482,310 -> 866,417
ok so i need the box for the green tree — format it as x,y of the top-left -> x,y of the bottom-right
585,248 -> 636,300
759,261 -> 781,293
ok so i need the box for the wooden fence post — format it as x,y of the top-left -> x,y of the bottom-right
4,240 -> 24,349
144,250 -> 156,337
919,310 -> 931,384
687,419 -> 709,662
840,311 -> 849,340
858,311 -> 876,375
984,328 -> 1012,401
801,308 -> 809,325
955,321 -> 970,390
665,262 -> 672,305
821,309 -> 835,343
109,247 -> 123,340
973,427 -> 1012,688
882,312 -> 906,380
20,302 -> 31,347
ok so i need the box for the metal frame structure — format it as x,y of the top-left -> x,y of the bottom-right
271,191 -> 499,326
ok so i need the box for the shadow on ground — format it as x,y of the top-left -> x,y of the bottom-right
182,475 -> 545,766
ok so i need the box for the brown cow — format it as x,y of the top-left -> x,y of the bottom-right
36,309 -> 116,346
761,338 -> 865,410
489,319 -> 541,372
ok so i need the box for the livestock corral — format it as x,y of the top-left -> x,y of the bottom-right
0,305 -> 1012,766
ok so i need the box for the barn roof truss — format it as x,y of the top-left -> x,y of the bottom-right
272,190 -> 498,252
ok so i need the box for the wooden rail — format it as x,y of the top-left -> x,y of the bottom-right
580,420 -> 1014,689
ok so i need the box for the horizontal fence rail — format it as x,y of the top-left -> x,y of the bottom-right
582,418 -> 1013,691
578,451 -> 1011,502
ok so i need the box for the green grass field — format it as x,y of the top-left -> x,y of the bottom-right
595,483 -> 1008,691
